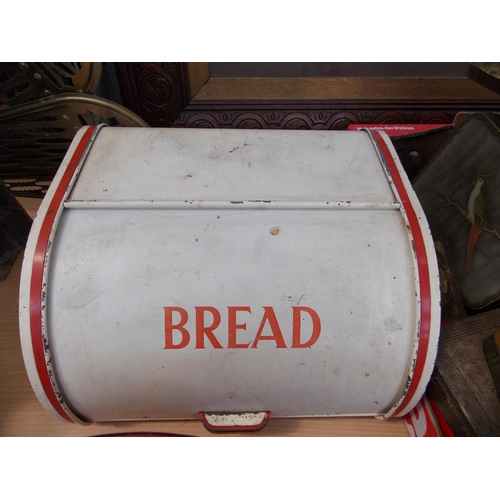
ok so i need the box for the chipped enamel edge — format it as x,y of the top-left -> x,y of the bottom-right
19,125 -> 106,423
366,130 -> 440,419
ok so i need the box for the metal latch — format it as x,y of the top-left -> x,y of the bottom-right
199,411 -> 271,433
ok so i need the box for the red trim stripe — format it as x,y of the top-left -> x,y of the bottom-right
371,131 -> 432,417
29,126 -> 97,423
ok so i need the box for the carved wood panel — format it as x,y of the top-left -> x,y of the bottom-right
116,63 -> 190,127
172,101 -> 500,129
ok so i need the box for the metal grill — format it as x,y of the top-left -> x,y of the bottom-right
0,66 -> 148,197
0,62 -> 102,109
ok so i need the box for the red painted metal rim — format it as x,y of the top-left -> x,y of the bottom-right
371,130 -> 432,418
29,126 -> 97,423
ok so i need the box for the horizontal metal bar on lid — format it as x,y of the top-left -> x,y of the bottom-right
63,200 -> 402,210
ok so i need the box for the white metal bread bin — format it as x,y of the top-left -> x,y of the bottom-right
19,125 -> 440,431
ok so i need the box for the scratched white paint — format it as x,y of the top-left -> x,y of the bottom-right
19,126 -> 440,424
68,128 -> 396,203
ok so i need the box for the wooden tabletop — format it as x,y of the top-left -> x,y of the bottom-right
0,197 -> 409,437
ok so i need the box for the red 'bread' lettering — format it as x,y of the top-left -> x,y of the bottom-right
164,307 -> 190,349
195,306 -> 222,349
227,306 -> 251,348
163,306 -> 322,349
292,306 -> 321,348
251,307 -> 287,348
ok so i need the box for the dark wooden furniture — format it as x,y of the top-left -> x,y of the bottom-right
115,63 -> 500,130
